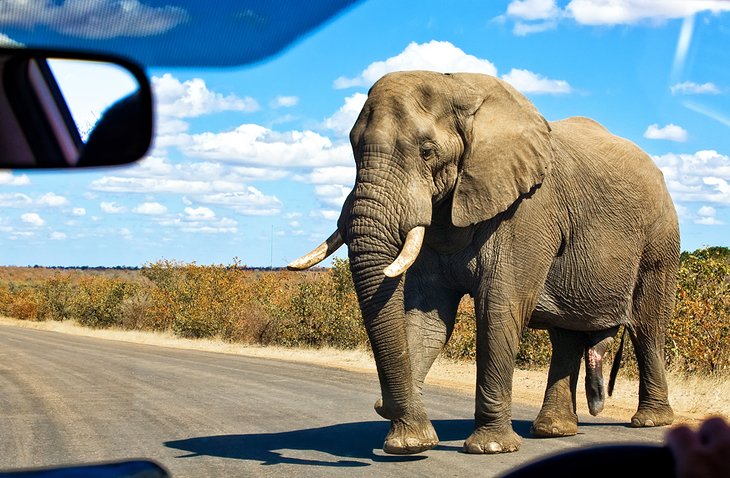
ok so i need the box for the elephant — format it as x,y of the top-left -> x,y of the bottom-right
288,70 -> 679,455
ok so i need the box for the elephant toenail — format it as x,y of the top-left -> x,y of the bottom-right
485,442 -> 503,453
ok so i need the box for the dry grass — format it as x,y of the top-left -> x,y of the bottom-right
2,315 -> 725,426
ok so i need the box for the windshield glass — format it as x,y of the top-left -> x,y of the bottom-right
0,1 -> 728,477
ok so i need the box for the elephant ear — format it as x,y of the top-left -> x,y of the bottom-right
449,73 -> 553,227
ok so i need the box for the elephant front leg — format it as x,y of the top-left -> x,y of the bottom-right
531,327 -> 583,437
464,301 -> 523,454
376,273 -> 461,454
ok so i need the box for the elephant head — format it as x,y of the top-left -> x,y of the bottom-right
289,71 -> 554,422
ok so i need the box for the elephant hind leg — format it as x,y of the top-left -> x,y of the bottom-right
627,242 -> 677,428
531,327 -> 583,437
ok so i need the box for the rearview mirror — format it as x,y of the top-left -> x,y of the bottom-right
0,47 -> 153,169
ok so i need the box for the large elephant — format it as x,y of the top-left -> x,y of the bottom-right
288,71 -> 679,455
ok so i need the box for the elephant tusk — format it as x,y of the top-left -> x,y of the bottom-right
287,230 -> 344,271
383,226 -> 425,278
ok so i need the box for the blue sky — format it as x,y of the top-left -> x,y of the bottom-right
1,0 -> 729,267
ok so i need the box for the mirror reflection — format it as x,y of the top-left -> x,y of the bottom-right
0,48 -> 152,169
47,59 -> 139,142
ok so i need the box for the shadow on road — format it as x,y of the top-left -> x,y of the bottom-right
164,418 -> 630,467
164,419 -> 497,467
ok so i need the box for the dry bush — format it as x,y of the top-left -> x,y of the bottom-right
265,259 -> 366,348
118,288 -> 156,330
666,247 -> 730,374
140,260 -> 277,341
36,274 -> 74,321
5,287 -> 41,321
0,248 -> 726,379
70,276 -> 137,328
443,298 -> 476,360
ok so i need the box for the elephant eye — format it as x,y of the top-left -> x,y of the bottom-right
420,144 -> 436,161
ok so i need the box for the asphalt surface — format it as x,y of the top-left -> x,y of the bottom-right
0,324 -> 670,477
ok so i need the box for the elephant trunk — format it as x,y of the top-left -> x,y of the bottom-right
344,148 -> 432,420
348,213 -> 416,421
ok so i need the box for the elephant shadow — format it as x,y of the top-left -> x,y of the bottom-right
164,419 -> 536,467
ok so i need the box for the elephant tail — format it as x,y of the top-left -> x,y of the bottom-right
607,327 -> 627,397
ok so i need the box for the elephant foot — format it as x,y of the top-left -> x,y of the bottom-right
530,408 -> 578,437
463,425 -> 521,454
383,417 -> 439,455
630,404 -> 674,428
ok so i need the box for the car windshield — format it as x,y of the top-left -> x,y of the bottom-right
0,1 -> 728,477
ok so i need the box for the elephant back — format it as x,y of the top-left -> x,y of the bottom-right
547,116 -> 677,232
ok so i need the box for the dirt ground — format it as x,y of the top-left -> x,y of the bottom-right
2,316 -> 726,426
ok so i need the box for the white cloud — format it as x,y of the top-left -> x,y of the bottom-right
229,166 -> 289,181
91,176 -> 244,194
695,216 -> 724,225
71,207 -> 86,216
182,124 -> 352,168
513,20 -> 558,35
184,206 -> 215,219
334,41 -> 498,89
503,0 -> 730,34
37,192 -> 69,207
197,188 -> 282,216
323,93 -> 367,137
0,193 -> 32,207
160,215 -> 237,234
507,0 -> 560,20
312,209 -> 340,221
100,201 -> 126,213
271,95 -> 299,108
0,0 -> 189,39
566,0 -> 730,26
653,150 -> 730,205
695,206 -> 723,225
0,171 -> 30,186
295,166 -> 355,186
644,123 -> 688,142
697,205 -> 716,217
671,81 -> 721,95
506,0 -> 561,35
156,118 -> 190,136
501,69 -> 572,94
21,213 -> 44,226
314,185 -> 351,208
133,202 -> 168,215
9,231 -> 34,240
50,231 -> 67,240
0,192 -> 70,208
153,73 -> 259,118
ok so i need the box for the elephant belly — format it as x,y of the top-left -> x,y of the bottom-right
529,255 -> 637,332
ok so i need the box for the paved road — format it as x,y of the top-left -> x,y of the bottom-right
0,324 -> 669,477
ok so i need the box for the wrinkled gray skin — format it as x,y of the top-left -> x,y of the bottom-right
530,327 -> 619,438
330,71 -> 678,455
